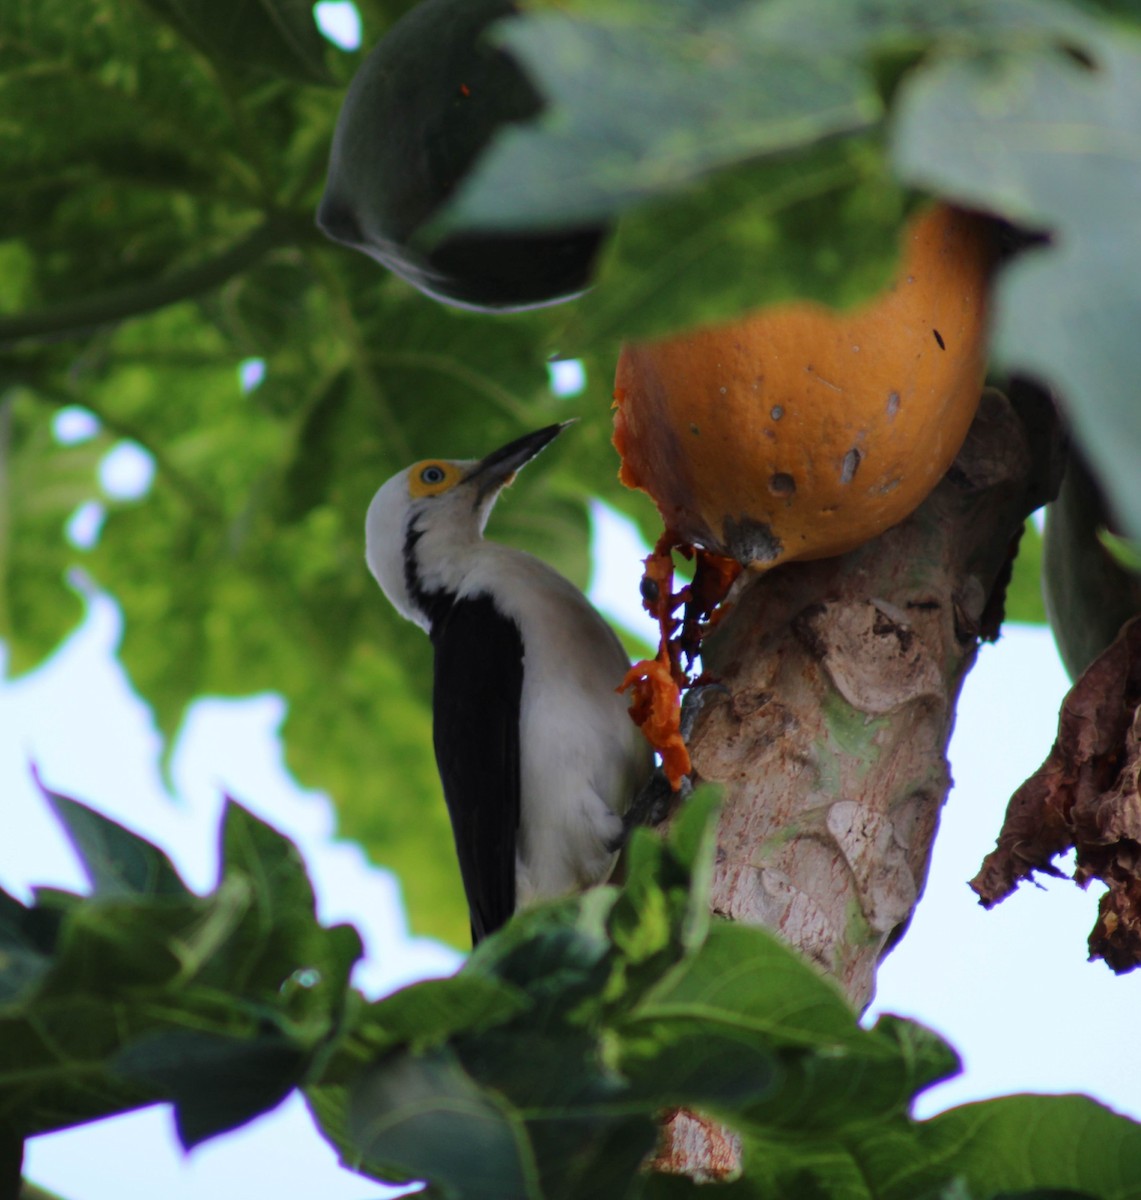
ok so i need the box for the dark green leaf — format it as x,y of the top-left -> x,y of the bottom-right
859,1094 -> 1141,1200
557,139 -> 907,346
38,776 -> 189,898
207,799 -> 364,1024
0,1123 -> 21,1200
305,1076 -> 425,1186
361,973 -> 531,1053
113,1028 -> 308,1148
139,0 -> 335,84
528,1115 -> 658,1200
0,991 -> 172,1135
0,888 -> 56,1005
996,1192 -> 1101,1199
0,786 -> 362,1141
623,922 -> 959,1134
465,895 -> 611,996
348,1047 -> 530,1198
661,785 -> 718,949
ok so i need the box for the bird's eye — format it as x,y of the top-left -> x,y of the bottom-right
420,465 -> 446,485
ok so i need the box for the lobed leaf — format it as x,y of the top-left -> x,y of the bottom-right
38,772 -> 189,898
0,786 -> 362,1141
892,27 -> 1141,543
444,3 -> 877,231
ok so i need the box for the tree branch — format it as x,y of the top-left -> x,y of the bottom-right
656,388 -> 1062,1178
688,389 -> 1056,1007
0,217 -> 309,347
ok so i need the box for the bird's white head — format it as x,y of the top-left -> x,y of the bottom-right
365,422 -> 568,633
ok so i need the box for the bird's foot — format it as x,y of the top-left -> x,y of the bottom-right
606,770 -> 690,854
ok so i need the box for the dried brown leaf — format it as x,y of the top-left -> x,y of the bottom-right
971,616 -> 1141,971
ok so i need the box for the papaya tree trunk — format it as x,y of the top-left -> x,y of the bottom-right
655,386 -> 1060,1177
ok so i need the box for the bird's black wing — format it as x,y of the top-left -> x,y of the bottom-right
431,593 -> 524,945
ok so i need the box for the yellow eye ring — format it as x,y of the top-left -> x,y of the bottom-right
408,460 -> 457,498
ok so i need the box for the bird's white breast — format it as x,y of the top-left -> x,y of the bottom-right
456,543 -> 651,901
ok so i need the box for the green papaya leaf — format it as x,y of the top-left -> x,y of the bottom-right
623,922 -> 958,1135
37,774 -> 189,898
443,3 -> 876,231
347,1047 -> 529,1199
0,888 -> 56,1005
556,140 -> 906,347
112,1029 -> 308,1149
0,785 -> 362,1142
359,973 -> 531,1055
892,30 -> 1141,544
880,1095 -> 1141,1200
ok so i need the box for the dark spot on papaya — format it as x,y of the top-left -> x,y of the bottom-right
933,329 -> 945,350
769,472 -> 796,497
840,448 -> 862,485
770,405 -> 784,421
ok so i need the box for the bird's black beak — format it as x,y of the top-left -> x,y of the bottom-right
464,422 -> 570,499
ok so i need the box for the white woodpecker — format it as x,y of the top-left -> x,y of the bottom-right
365,422 -> 652,944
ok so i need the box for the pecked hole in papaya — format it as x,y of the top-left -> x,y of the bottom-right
722,516 -> 782,566
769,472 -> 796,497
611,204 -> 991,571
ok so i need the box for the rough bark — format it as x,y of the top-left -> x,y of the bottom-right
654,386 -> 1057,1177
